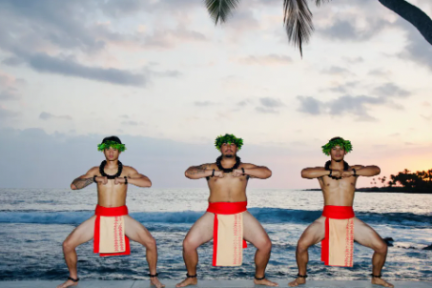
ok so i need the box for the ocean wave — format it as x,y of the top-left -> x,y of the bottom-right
0,208 -> 430,227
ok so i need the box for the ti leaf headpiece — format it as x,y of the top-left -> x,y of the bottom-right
321,137 -> 352,156
215,134 -> 244,151
97,140 -> 126,152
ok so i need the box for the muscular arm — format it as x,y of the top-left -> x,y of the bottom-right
243,164 -> 272,179
185,164 -> 213,179
71,167 -> 98,190
301,167 -> 330,179
353,165 -> 380,177
126,167 -> 152,188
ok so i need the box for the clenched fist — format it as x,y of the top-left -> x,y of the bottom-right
94,176 -> 108,185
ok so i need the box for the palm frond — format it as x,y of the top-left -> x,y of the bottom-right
205,0 -> 240,25
283,0 -> 313,57
314,0 -> 331,7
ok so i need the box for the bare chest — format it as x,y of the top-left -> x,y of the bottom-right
208,173 -> 248,188
322,175 -> 356,191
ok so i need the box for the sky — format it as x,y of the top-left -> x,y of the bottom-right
0,0 -> 431,189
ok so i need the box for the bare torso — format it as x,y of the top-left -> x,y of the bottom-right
206,163 -> 250,202
93,165 -> 133,207
318,168 -> 358,206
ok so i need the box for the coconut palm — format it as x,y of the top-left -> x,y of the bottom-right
205,0 -> 432,56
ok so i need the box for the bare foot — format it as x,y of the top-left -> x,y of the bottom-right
176,277 -> 198,287
56,279 -> 79,288
288,277 -> 306,287
254,278 -> 279,286
372,277 -> 394,287
150,277 -> 165,288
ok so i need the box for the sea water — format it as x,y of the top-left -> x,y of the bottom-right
0,188 -> 431,281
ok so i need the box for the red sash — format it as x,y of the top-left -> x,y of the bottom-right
321,205 -> 355,267
93,205 -> 130,257
207,202 -> 248,266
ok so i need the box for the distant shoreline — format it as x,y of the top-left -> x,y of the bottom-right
302,187 -> 432,194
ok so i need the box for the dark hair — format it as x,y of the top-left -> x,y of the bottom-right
101,136 -> 122,144
330,136 -> 344,142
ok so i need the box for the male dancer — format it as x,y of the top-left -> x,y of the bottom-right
176,134 -> 278,287
288,137 -> 393,287
57,136 -> 164,288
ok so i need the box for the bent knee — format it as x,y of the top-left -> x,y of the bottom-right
374,241 -> 388,254
144,236 -> 157,249
183,237 -> 200,251
255,238 -> 272,251
62,239 -> 75,251
297,240 -> 311,252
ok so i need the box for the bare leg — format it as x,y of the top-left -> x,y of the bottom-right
124,216 -> 165,288
242,212 -> 278,287
288,217 -> 325,287
176,212 -> 214,287
56,216 -> 96,288
353,218 -> 394,288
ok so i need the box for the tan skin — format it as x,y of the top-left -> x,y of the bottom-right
176,143 -> 278,287
57,147 -> 165,288
288,145 -> 394,288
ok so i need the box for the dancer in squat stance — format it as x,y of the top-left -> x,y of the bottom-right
176,134 -> 278,287
57,136 -> 164,288
288,137 -> 393,287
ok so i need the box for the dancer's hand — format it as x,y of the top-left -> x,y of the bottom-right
114,177 -> 126,185
342,170 -> 354,178
95,176 -> 108,185
214,170 -> 224,178
331,170 -> 342,179
232,169 -> 244,177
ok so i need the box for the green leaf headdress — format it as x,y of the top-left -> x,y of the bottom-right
215,133 -> 244,151
97,136 -> 126,152
321,137 -> 352,156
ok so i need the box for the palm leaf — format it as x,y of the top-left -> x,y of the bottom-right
314,0 -> 331,7
205,0 -> 240,24
283,0 -> 331,57
283,0 -> 314,57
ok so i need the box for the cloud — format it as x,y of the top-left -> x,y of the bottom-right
22,53 -> 147,86
237,54 -> 292,66
327,81 -> 359,94
236,99 -> 252,107
321,66 -> 352,76
143,27 -> 207,49
0,71 -> 24,101
343,57 -> 364,64
0,106 -> 20,120
259,97 -> 285,108
297,96 -> 323,115
397,18 -> 432,71
39,112 -> 72,121
121,120 -> 144,126
0,0 -> 187,85
318,18 -> 389,42
373,83 -> 410,98
194,101 -> 217,107
369,69 -> 390,77
148,69 -> 182,78
297,83 -> 411,120
0,89 -> 20,100
255,97 -> 285,114
2,57 -> 24,66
